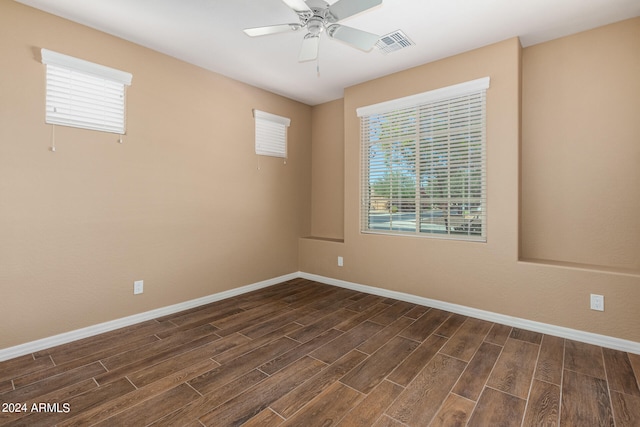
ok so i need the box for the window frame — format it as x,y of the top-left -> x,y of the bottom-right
41,49 -> 132,135
253,109 -> 291,159
357,77 -> 490,242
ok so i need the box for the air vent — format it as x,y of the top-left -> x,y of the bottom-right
375,30 -> 415,54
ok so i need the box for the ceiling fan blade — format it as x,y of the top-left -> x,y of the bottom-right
327,24 -> 379,51
299,35 -> 320,62
281,0 -> 312,13
328,0 -> 382,21
244,23 -> 302,37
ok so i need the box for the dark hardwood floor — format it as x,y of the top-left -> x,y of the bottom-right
1,278 -> 639,426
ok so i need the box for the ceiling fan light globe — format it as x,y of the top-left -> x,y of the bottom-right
307,17 -> 324,36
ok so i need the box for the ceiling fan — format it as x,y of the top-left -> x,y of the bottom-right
243,0 -> 382,62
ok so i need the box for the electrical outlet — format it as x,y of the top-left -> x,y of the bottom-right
590,294 -> 604,311
337,256 -> 344,267
134,280 -> 144,295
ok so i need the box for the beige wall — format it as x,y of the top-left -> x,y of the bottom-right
521,18 -> 640,271
301,26 -> 640,342
0,1 -> 311,349
2,1 -> 639,352
310,99 -> 344,240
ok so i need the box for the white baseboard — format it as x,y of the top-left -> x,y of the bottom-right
0,272 -> 299,362
299,272 -> 640,355
3,270 -> 638,361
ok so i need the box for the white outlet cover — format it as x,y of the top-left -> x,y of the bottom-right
338,256 -> 344,267
134,280 -> 144,295
590,294 -> 604,311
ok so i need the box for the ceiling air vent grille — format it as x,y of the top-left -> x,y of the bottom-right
375,30 -> 414,54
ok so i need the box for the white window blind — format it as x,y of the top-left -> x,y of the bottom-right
253,109 -> 290,158
41,49 -> 132,134
358,77 -> 489,242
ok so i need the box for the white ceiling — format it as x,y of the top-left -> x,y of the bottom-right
15,0 -> 640,105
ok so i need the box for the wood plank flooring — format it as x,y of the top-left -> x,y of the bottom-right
1,278 -> 639,426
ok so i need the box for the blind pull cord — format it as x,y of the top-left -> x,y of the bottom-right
50,125 -> 56,152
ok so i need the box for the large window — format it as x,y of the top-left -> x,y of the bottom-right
41,49 -> 132,134
358,77 -> 489,242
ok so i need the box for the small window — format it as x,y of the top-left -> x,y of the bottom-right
41,49 -> 132,134
358,77 -> 489,242
253,109 -> 290,158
